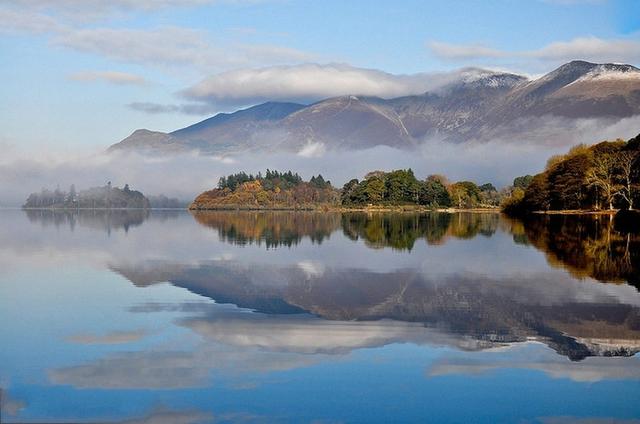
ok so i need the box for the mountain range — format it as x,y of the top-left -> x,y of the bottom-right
109,61 -> 640,155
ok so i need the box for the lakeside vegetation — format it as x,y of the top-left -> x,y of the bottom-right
190,169 -> 503,210
502,133 -> 640,215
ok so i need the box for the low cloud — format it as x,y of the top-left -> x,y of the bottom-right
68,70 -> 147,85
0,114 -> 638,207
181,63 -> 485,107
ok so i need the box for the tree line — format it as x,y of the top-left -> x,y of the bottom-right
218,170 -> 332,192
502,134 -> 640,214
201,168 -> 504,209
341,169 -> 501,208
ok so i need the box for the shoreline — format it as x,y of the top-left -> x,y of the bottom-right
189,205 -> 502,213
530,209 -> 620,215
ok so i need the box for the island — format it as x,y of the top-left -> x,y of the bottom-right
24,182 -> 150,209
189,170 -> 340,210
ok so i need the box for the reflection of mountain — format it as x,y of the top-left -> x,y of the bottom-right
192,210 -> 500,250
512,215 -> 640,288
111,259 -> 640,361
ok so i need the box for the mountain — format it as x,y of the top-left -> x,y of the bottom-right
109,61 -> 640,155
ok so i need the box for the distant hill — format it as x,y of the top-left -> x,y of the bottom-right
109,61 -> 640,155
24,183 -> 150,209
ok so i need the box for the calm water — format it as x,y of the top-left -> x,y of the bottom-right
1,209 -> 639,423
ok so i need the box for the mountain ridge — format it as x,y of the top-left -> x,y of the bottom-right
109,60 -> 640,155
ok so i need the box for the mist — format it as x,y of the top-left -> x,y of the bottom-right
1,114 -> 639,207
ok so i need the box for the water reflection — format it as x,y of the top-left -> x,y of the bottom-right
5,209 -> 640,422
190,210 -> 501,250
192,210 -> 341,248
23,208 -> 156,234
513,214 -> 640,288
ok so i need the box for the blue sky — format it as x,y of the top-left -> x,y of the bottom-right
1,0 -> 639,150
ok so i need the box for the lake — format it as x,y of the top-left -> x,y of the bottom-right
1,209 -> 639,423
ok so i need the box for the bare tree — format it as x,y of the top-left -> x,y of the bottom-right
615,150 -> 639,210
586,153 -> 620,210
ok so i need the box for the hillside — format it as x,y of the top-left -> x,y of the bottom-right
109,61 -> 640,155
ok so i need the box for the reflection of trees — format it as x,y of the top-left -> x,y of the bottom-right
191,211 -> 342,248
23,208 -> 152,234
341,212 -> 499,250
514,214 -> 640,288
192,211 -> 501,250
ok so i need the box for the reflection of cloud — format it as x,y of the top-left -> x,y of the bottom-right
116,408 -> 212,424
181,310 -> 496,355
48,304 -> 492,390
0,389 -> 26,416
539,417 -> 640,424
428,342 -> 640,383
297,260 -> 325,278
48,335 -> 327,389
67,329 -> 148,345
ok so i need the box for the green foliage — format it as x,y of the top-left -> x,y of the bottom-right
218,170 -> 305,191
450,181 -> 482,208
419,177 -> 451,207
513,175 -> 533,190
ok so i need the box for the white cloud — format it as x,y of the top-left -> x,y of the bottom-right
428,36 -> 640,66
529,36 -> 640,63
0,8 -> 64,34
427,41 -> 505,60
0,5 -> 314,72
5,0 -> 246,22
53,26 -> 313,71
68,70 -> 148,85
182,63 -> 478,106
